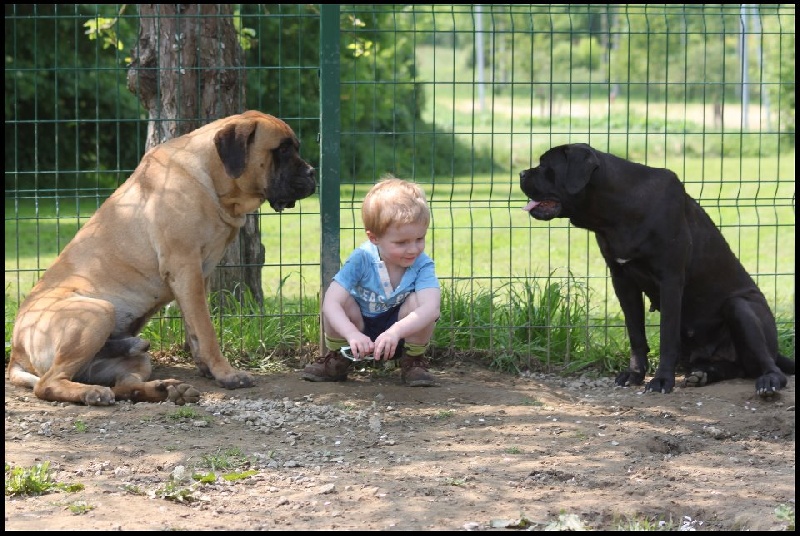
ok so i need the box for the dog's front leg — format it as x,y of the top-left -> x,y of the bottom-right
167,260 -> 254,389
646,275 -> 684,393
611,272 -> 650,387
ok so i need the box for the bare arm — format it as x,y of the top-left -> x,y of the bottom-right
388,287 -> 441,339
321,281 -> 374,357
374,287 -> 441,360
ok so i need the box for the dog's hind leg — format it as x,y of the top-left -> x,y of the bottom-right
14,295 -> 196,405
76,324 -> 201,405
113,375 -> 201,406
21,296 -> 120,405
95,336 -> 151,359
776,354 -> 795,375
75,348 -> 201,406
723,296 -> 787,396
684,361 -> 742,387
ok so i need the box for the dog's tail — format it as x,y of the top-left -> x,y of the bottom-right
776,354 -> 796,375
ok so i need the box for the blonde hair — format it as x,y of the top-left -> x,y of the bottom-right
362,176 -> 431,237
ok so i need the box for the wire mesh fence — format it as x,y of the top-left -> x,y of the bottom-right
4,4 -> 795,370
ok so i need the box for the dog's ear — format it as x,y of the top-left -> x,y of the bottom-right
563,144 -> 600,194
214,119 -> 258,178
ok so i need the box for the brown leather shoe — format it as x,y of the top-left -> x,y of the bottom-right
399,354 -> 436,387
301,350 -> 352,382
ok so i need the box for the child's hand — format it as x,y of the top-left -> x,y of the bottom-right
346,334 -> 375,360
373,332 -> 401,361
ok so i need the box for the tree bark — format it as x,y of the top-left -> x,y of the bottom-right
127,4 -> 264,305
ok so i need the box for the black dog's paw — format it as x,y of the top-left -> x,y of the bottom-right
615,370 -> 645,387
645,376 -> 675,394
755,372 -> 787,398
684,370 -> 708,388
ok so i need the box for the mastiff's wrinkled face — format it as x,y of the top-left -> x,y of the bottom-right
267,136 -> 317,212
519,143 -> 599,221
213,110 -> 316,215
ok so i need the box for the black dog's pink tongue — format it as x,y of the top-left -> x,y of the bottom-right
523,200 -> 540,211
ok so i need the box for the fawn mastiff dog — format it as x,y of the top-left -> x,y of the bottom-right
8,111 -> 316,405
520,143 -> 794,396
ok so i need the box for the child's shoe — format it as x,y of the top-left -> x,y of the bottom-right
399,353 -> 436,387
301,350 -> 352,382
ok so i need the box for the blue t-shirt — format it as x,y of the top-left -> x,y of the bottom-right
333,241 -> 440,318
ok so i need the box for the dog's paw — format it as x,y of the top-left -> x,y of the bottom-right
81,386 -> 115,406
615,370 -> 645,387
216,371 -> 255,390
194,361 -> 215,379
684,370 -> 708,388
645,376 -> 675,394
755,372 -> 787,398
167,383 -> 201,406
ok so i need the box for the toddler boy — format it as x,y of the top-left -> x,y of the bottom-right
302,177 -> 440,386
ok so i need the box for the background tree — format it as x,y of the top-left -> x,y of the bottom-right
127,4 -> 263,304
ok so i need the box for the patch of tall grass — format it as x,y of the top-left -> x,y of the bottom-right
3,274 -> 594,373
4,273 -> 796,377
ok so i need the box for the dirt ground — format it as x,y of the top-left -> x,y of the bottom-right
4,356 -> 795,531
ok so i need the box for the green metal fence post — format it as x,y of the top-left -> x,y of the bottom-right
319,4 -> 341,351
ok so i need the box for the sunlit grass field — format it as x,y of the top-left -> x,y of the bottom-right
6,154 -> 794,315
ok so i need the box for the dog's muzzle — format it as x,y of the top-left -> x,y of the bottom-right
523,198 -> 562,220
268,168 -> 316,212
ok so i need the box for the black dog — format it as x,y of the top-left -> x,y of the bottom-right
519,143 -> 794,396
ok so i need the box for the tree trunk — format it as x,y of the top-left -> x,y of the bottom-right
127,4 -> 264,305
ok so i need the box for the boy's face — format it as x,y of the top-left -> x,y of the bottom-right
367,221 -> 428,268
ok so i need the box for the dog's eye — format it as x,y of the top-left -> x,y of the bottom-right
278,138 -> 299,155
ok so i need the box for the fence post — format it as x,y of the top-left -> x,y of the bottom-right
319,4 -> 342,352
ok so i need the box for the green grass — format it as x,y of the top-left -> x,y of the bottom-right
197,447 -> 251,472
520,397 -> 544,407
775,504 -> 795,531
166,407 -> 207,421
66,501 -> 95,515
433,409 -> 454,420
5,462 -> 56,496
5,461 -> 84,497
612,513 -> 678,531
